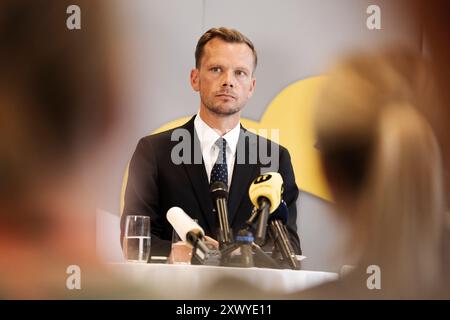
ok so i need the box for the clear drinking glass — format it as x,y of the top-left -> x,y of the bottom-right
123,215 -> 151,263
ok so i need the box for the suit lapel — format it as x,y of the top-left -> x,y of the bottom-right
181,116 -> 215,232
228,126 -> 258,225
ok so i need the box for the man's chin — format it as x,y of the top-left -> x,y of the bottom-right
207,105 -> 242,117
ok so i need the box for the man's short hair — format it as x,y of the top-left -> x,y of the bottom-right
195,27 -> 257,71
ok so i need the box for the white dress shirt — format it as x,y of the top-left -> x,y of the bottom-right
194,112 -> 240,188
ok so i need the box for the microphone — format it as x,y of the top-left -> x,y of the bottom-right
248,172 -> 283,245
210,181 -> 233,246
270,200 -> 289,224
268,200 -> 299,270
166,207 -> 221,265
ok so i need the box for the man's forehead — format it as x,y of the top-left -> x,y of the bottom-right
202,38 -> 254,68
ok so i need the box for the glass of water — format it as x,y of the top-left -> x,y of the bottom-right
123,215 -> 151,263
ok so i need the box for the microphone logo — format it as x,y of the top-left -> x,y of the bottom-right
253,174 -> 272,184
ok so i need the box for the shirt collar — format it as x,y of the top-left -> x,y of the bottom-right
194,112 -> 240,156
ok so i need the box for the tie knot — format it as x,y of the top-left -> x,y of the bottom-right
215,137 -> 227,152
214,137 -> 227,166
211,137 -> 228,186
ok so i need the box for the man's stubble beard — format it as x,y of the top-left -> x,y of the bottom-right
201,96 -> 245,117
205,104 -> 241,116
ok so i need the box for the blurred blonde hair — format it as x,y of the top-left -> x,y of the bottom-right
314,49 -> 445,297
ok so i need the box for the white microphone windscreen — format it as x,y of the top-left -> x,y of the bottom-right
166,207 -> 204,242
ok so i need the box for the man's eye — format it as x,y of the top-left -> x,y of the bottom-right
236,70 -> 247,77
211,67 -> 222,73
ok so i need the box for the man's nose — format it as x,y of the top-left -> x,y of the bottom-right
221,71 -> 235,88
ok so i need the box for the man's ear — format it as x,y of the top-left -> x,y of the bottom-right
247,77 -> 256,98
190,68 -> 200,92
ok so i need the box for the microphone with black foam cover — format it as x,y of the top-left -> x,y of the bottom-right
268,200 -> 299,270
210,181 -> 233,246
270,200 -> 289,224
248,172 -> 283,245
166,207 -> 221,265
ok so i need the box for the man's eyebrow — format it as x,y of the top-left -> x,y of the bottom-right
205,63 -> 223,68
235,66 -> 251,71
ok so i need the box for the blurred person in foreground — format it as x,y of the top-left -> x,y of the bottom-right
413,0 -> 450,289
0,0 -> 153,298
293,49 -> 447,299
199,49 -> 447,299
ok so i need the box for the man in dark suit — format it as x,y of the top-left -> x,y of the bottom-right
121,27 -> 301,258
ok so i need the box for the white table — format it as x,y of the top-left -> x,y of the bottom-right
107,262 -> 338,299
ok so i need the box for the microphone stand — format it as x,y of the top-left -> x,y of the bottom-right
267,220 -> 300,270
219,207 -> 281,269
187,231 -> 221,266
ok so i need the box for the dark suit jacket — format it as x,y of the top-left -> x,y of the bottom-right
121,115 -> 301,256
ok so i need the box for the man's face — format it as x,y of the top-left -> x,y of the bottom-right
190,38 -> 256,116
